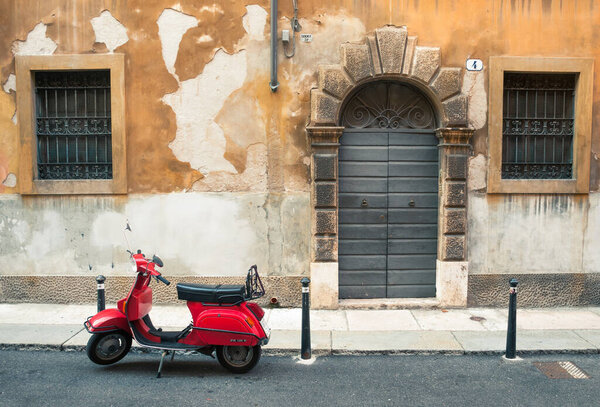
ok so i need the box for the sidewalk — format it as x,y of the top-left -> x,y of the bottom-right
2,303 -> 600,355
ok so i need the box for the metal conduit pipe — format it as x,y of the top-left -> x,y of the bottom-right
269,0 -> 279,92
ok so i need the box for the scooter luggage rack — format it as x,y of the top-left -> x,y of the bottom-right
245,265 -> 265,300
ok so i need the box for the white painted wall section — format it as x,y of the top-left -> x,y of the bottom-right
3,74 -> 15,93
242,5 -> 268,41
90,10 -> 129,53
162,49 -> 246,174
11,23 -> 57,56
157,8 -> 198,79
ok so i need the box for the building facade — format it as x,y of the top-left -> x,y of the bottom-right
0,0 -> 599,308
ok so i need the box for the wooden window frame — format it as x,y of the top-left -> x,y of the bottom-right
16,54 -> 127,195
488,56 -> 593,194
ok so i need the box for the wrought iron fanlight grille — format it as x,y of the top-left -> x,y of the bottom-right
501,73 -> 575,180
35,70 -> 112,180
341,81 -> 436,130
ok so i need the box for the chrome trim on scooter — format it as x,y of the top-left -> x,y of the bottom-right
192,326 -> 266,343
84,316 -> 120,334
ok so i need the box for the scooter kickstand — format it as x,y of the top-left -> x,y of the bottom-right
171,350 -> 176,362
157,350 -> 169,378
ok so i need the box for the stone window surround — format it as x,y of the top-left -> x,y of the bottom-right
15,54 -> 127,195
305,26 -> 474,309
487,56 -> 593,194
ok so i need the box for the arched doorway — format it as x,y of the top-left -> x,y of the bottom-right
337,81 -> 439,298
306,25 -> 473,309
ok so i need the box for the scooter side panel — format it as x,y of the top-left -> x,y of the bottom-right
193,309 -> 261,347
85,308 -> 129,333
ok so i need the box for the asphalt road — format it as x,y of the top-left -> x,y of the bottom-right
1,350 -> 599,406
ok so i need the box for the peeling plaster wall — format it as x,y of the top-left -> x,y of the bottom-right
0,1 -> 599,294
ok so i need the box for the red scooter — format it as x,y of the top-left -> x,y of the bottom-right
84,249 -> 270,376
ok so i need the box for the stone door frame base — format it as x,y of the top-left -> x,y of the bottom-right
310,261 -> 469,309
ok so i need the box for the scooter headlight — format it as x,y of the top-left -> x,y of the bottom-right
130,256 -> 137,272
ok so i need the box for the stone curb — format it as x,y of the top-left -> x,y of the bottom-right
2,343 -> 600,357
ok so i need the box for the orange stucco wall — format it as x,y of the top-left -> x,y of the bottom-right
0,0 -> 598,194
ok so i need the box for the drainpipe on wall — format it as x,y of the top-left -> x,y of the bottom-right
269,0 -> 279,92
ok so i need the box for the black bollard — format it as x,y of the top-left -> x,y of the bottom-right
301,277 -> 311,360
505,278 -> 518,359
96,275 -> 106,312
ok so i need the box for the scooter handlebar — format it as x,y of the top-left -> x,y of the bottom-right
156,274 -> 171,286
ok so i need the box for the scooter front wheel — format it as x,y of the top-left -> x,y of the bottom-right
86,331 -> 132,365
216,345 -> 261,373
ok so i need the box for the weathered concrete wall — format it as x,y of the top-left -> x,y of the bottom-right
468,192 -> 599,274
0,192 -> 309,277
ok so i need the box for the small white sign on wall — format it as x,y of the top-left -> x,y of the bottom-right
300,33 -> 313,43
466,59 -> 483,71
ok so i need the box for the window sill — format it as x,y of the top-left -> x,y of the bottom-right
486,178 -> 588,194
20,179 -> 127,195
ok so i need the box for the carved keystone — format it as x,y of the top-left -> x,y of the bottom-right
375,26 -> 407,74
431,67 -> 462,101
341,43 -> 373,83
319,65 -> 352,100
311,89 -> 340,125
411,46 -> 441,84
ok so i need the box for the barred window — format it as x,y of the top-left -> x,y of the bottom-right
35,70 -> 112,180
502,73 -> 575,180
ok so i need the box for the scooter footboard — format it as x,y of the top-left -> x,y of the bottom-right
85,308 -> 129,333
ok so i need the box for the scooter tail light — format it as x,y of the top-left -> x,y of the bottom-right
246,302 -> 265,321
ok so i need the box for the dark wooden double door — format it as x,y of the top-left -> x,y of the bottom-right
338,129 -> 439,299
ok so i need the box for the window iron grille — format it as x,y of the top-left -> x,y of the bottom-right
502,73 -> 575,180
35,70 -> 112,180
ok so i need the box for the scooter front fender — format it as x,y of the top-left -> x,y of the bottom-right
85,308 -> 129,334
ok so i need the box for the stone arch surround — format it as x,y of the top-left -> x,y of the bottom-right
310,25 -> 468,128
306,25 -> 474,309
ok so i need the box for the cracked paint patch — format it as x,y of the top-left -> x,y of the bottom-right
157,8 -> 198,79
242,5 -> 268,41
2,172 -> 16,188
12,22 -> 57,56
90,10 -> 129,53
3,74 -> 15,94
162,49 -> 247,175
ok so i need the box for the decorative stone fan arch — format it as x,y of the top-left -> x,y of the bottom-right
306,25 -> 473,310
309,25 -> 467,127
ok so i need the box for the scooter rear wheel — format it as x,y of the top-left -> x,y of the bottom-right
216,345 -> 261,373
86,331 -> 132,365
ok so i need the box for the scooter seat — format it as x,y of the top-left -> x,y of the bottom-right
176,283 -> 246,304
